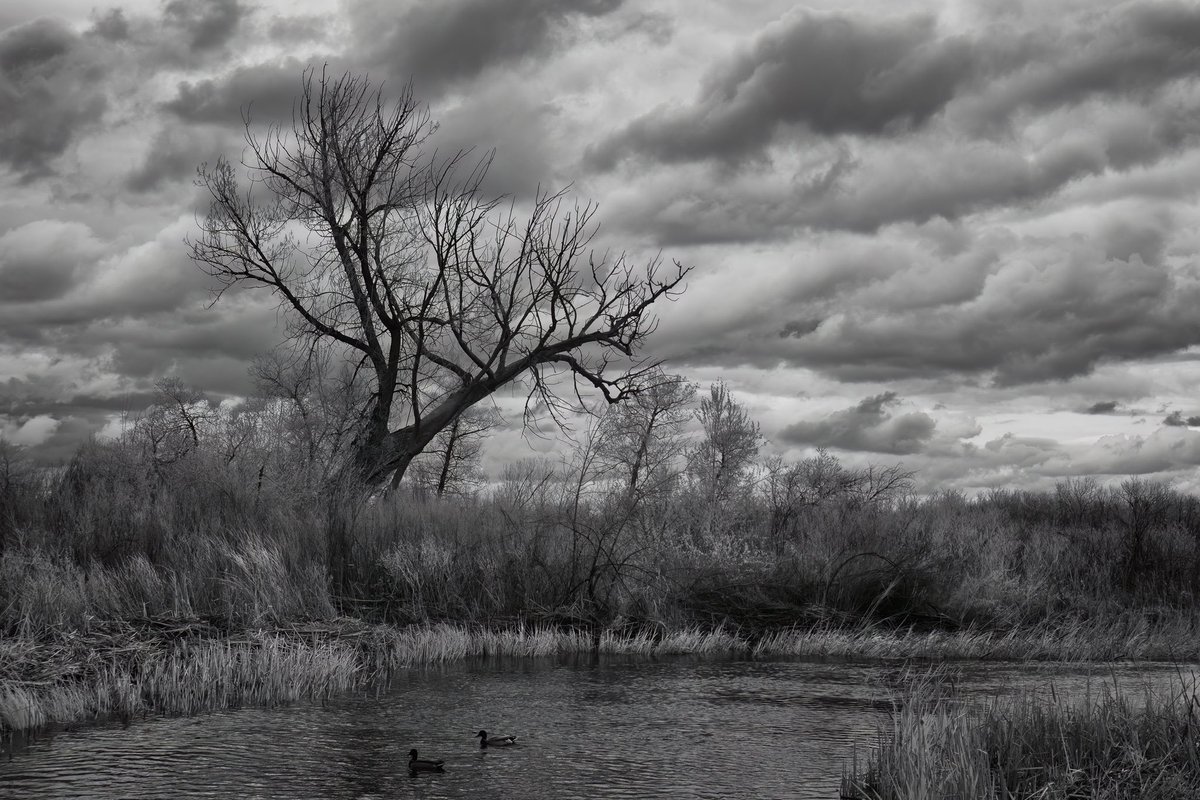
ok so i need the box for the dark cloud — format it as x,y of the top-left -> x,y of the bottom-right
590,3 -> 1200,176
1084,401 -> 1120,415
0,18 -> 109,179
805,246 -> 1200,386
588,10 -> 973,169
0,220 -> 221,349
655,217 -> 1200,386
164,60 -> 308,125
125,125 -> 234,192
0,220 -> 103,302
779,392 -> 937,455
960,2 -> 1200,129
88,9 -> 130,41
162,0 -> 245,53
428,81 -> 563,197
351,0 -> 624,95
2,386 -> 157,420
606,111 -> 1191,244
12,415 -> 106,465
1163,410 -> 1200,427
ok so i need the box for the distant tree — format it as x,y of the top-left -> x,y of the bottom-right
761,449 -> 913,547
251,345 -> 365,487
0,438 -> 35,552
406,405 -> 497,497
1053,477 -> 1107,529
1113,477 -> 1171,592
189,69 -> 688,490
687,381 -> 763,505
598,372 -> 695,503
134,377 -> 216,467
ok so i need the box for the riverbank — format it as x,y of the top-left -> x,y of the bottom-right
842,672 -> 1200,799
5,614 -> 1200,741
6,445 -> 1200,746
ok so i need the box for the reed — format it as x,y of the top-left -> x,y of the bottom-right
0,624 -> 362,740
844,672 -> 1200,800
8,614 -> 1200,743
756,616 -> 1200,662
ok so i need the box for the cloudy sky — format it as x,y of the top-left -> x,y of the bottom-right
3,0 -> 1200,492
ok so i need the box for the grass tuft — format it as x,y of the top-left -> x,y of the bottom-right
844,672 -> 1200,800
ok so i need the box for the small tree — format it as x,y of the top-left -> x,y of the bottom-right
0,439 -> 36,553
685,381 -> 763,541
251,345 -> 366,490
1114,478 -> 1170,593
688,381 -> 763,505
406,405 -> 497,497
133,378 -> 216,468
598,371 -> 695,503
189,69 -> 688,490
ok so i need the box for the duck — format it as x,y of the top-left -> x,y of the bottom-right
408,749 -> 445,772
475,730 -> 518,748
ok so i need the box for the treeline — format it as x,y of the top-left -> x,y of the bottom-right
2,375 -> 1199,638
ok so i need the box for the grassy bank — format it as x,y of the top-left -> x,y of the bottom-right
843,674 -> 1200,800
4,439 -> 1200,741
5,441 -> 1200,637
5,615 -> 1200,741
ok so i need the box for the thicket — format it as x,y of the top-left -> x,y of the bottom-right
2,383 -> 1199,641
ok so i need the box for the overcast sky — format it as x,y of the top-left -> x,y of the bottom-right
3,0 -> 1200,492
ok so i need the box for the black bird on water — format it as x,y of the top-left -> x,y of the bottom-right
408,749 -> 445,772
475,730 -> 518,748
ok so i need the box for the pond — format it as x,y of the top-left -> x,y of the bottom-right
2,656 -> 1197,799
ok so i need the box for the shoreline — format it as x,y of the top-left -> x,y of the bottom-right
4,615 -> 1199,743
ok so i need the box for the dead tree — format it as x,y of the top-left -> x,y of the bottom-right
189,68 -> 689,489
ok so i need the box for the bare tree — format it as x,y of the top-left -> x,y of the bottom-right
598,372 -> 695,503
684,382 -> 763,541
0,438 -> 36,552
761,449 -> 913,547
133,378 -> 216,468
687,381 -> 763,504
189,68 -> 688,489
252,345 -> 365,487
560,418 -> 649,650
1114,477 -> 1171,592
406,405 -> 498,497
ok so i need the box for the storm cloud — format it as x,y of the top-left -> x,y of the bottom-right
779,392 -> 938,455
588,9 -> 975,168
351,0 -> 624,95
590,2 -> 1200,170
653,211 -> 1200,387
0,18 -> 109,179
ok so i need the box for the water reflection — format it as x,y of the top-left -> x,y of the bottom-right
2,656 -> 1197,799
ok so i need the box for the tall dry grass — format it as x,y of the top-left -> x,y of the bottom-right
844,671 -> 1200,800
3,437 -> 1200,742
4,437 -> 1200,641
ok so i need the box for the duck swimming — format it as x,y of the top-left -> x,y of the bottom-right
408,749 -> 445,772
475,730 -> 518,748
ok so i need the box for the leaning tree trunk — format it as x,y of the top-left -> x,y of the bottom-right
435,418 -> 460,497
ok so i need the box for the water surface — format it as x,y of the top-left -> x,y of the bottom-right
3,656 -> 1197,799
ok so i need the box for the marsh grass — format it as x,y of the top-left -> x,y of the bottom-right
844,671 -> 1200,800
6,441 -> 1200,745
757,615 -> 1200,662
7,614 -> 1200,743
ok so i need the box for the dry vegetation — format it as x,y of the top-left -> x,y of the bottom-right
3,423 -> 1200,741
843,671 -> 1200,800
